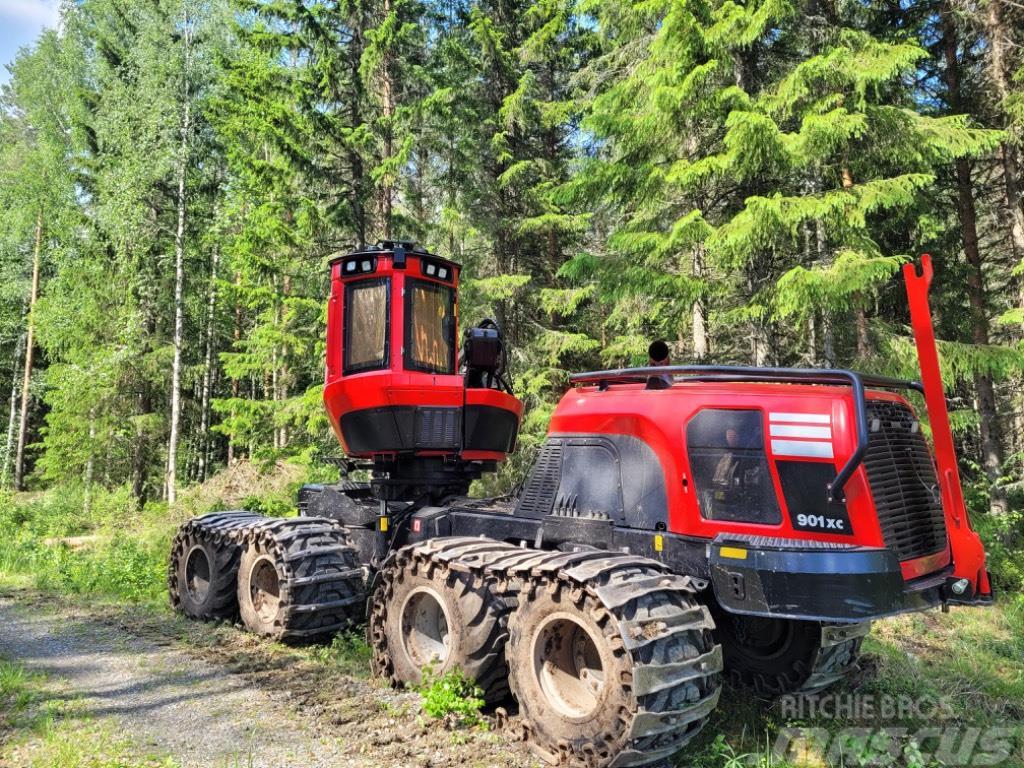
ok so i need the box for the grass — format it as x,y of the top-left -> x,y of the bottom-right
0,486 -> 176,606
0,463 -> 305,606
309,630 -> 375,677
0,657 -> 178,768
685,597 -> 1024,768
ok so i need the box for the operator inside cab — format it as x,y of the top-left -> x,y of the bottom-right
707,423 -> 765,518
645,340 -> 673,390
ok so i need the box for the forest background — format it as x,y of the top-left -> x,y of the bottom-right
2,0 -> 1024,590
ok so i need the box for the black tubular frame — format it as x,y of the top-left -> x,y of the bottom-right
569,365 -> 924,502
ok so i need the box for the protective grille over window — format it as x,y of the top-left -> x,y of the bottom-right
406,280 -> 454,374
687,409 -> 781,524
344,279 -> 388,373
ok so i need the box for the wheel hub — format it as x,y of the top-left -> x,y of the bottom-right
184,544 -> 211,603
532,614 -> 605,719
248,556 -> 281,623
400,587 -> 451,668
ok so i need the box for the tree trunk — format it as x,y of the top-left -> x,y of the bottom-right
380,0 -> 395,237
166,15 -> 192,505
691,246 -> 707,361
854,305 -> 870,359
278,275 -> 291,449
83,411 -> 96,515
840,165 -> 872,358
14,212 -> 43,491
197,239 -> 219,483
983,0 -> 1024,260
942,7 -> 1008,513
814,220 -> 837,366
747,267 -> 770,366
2,330 -> 25,487
227,271 -> 242,466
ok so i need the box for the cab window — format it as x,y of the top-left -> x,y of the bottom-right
343,278 -> 389,374
686,409 -> 781,524
405,279 -> 455,374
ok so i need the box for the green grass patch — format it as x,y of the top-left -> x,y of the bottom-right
0,656 -> 178,768
418,668 -> 487,728
309,630 -> 374,676
0,486 -> 173,605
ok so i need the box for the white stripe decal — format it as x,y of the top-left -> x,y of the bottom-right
769,425 -> 832,439
769,412 -> 831,424
771,439 -> 834,459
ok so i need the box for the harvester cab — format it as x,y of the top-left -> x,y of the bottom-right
321,241 -> 522,501
170,245 -> 993,768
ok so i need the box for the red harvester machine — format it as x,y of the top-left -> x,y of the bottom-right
170,242 -> 991,767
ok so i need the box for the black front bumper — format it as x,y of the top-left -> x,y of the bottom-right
709,536 -> 989,623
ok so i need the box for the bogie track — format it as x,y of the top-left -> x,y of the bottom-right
169,511 -> 365,640
369,538 -> 520,703
369,537 -> 723,768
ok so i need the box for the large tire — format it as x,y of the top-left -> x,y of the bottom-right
168,511 -> 265,620
712,611 -> 869,696
369,539 -> 520,704
504,556 -> 722,768
236,517 -> 365,640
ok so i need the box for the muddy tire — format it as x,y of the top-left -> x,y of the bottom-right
168,511 -> 264,620
236,517 -> 365,641
713,612 -> 869,696
369,539 -> 519,703
169,530 -> 239,619
505,559 -> 722,767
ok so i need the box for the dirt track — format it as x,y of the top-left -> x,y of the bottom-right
0,596 -> 537,768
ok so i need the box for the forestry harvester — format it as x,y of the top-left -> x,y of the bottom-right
169,243 -> 992,767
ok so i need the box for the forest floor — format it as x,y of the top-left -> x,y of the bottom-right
2,473 -> 1023,768
1,580 -> 1023,768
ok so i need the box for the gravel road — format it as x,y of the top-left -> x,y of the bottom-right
0,597 -> 535,768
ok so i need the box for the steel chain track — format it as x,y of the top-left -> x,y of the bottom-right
370,536 -> 723,768
169,511 -> 365,638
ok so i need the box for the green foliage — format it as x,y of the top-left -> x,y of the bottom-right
0,487 -> 171,604
971,505 -> 1024,592
310,631 -> 374,677
0,0 -> 1022,510
417,668 -> 486,728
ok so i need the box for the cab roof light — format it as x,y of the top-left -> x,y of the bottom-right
421,258 -> 454,283
342,256 -> 376,275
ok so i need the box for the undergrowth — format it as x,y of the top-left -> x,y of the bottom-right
0,463 -> 307,605
0,486 -> 172,604
418,668 -> 487,728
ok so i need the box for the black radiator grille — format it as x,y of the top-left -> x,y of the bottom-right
863,401 -> 947,561
515,440 -> 563,518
